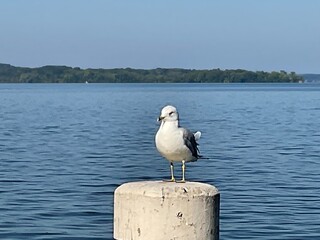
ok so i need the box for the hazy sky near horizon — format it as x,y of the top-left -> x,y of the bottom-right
1,0 -> 319,73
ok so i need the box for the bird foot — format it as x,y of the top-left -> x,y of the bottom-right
163,178 -> 176,182
176,179 -> 186,183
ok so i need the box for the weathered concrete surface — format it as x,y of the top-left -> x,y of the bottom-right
114,181 -> 220,240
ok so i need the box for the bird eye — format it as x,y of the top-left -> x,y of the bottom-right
169,111 -> 174,116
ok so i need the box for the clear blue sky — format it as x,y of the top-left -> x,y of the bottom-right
1,0 -> 319,73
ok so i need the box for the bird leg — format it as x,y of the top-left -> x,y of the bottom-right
181,160 -> 186,182
177,160 -> 186,183
164,162 -> 175,182
170,162 -> 175,181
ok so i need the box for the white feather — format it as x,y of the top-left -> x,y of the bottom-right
194,131 -> 201,141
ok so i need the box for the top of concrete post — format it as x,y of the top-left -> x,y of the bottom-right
115,180 -> 219,198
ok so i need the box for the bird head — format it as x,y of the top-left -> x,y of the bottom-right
157,105 -> 179,122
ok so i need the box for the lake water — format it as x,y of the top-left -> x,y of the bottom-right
1,83 -> 320,239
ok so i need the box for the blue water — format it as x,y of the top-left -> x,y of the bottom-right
1,83 -> 320,239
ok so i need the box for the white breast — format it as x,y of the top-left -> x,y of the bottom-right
155,125 -> 193,162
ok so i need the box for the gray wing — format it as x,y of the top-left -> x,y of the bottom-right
182,128 -> 200,160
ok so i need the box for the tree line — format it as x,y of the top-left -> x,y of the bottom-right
0,63 -> 304,83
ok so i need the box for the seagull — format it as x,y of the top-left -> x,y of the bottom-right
155,105 -> 202,182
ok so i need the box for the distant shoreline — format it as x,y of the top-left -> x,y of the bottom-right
0,63 -> 309,83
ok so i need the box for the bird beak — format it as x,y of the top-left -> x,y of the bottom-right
157,116 -> 165,122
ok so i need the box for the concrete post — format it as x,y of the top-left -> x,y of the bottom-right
114,181 -> 220,240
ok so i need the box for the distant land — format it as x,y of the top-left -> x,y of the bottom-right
0,63 -> 312,83
302,74 -> 320,83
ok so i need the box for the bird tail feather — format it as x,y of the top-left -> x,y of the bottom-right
194,131 -> 201,141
